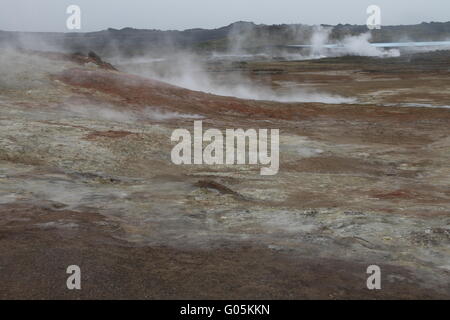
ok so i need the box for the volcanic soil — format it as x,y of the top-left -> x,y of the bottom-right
0,49 -> 449,299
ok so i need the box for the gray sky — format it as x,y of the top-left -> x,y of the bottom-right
1,0 -> 449,32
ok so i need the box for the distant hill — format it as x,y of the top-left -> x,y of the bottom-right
1,21 -> 450,57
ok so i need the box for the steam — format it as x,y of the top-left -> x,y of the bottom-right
302,26 -> 400,58
0,47 -> 70,90
310,26 -> 331,58
111,25 -> 406,104
115,53 -> 355,104
341,33 -> 400,57
222,24 -> 401,61
62,104 -> 204,123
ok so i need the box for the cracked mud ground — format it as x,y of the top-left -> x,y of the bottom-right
0,49 -> 449,299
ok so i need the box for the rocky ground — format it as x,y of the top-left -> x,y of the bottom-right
0,48 -> 449,299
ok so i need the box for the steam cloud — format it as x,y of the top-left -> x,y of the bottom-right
115,53 -> 355,104
63,104 -> 204,123
113,26 -> 405,104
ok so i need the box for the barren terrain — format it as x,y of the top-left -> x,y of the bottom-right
0,48 -> 449,299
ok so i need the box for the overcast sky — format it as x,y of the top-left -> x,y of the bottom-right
1,0 -> 449,32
